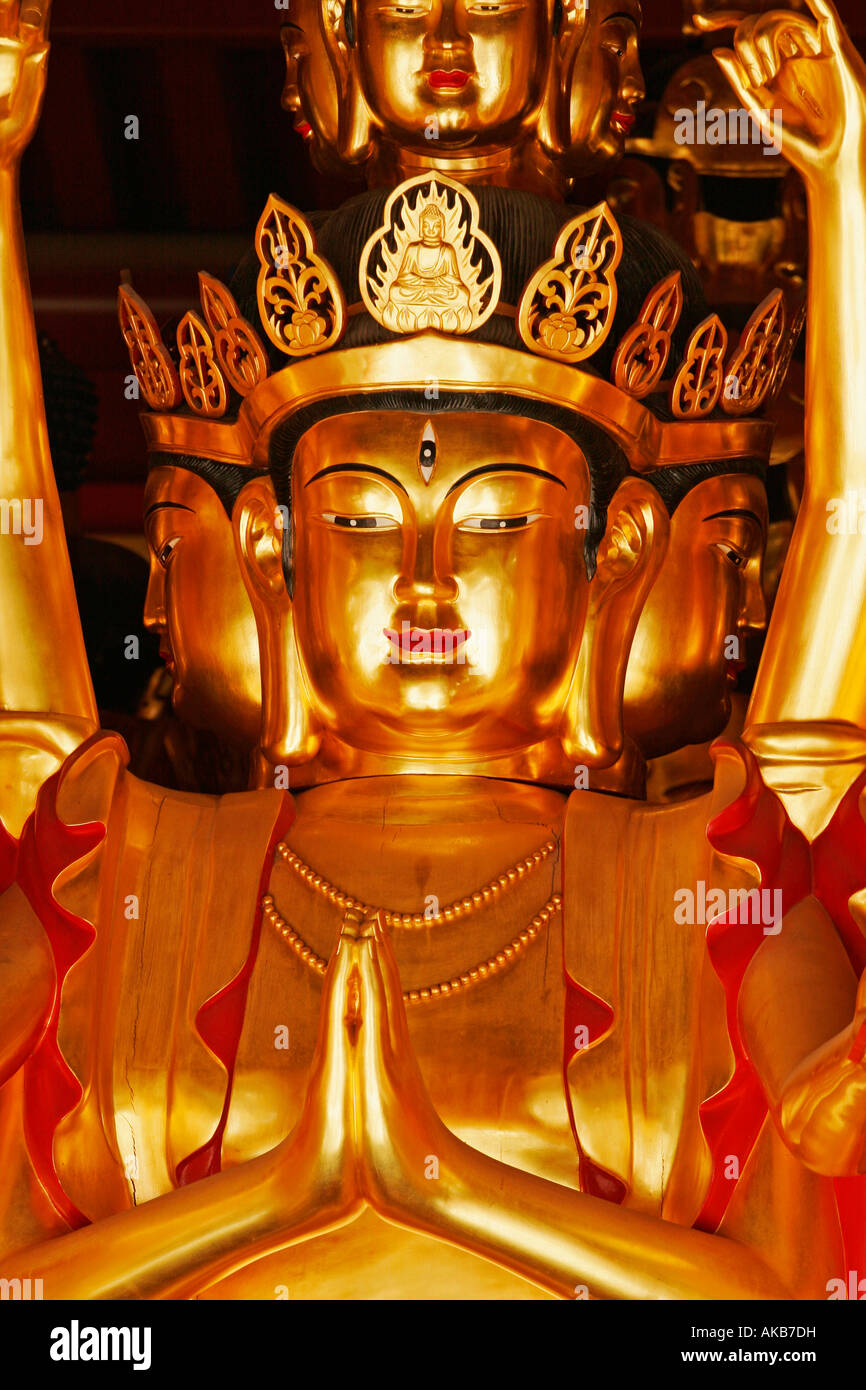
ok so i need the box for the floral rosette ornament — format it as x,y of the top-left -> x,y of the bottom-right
255,194 -> 346,359
517,203 -> 622,363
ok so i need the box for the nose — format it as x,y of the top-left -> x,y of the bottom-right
428,0 -> 472,53
739,568 -> 767,635
393,525 -> 459,611
621,52 -> 645,107
143,564 -> 166,633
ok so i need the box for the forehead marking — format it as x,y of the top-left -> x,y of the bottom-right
418,420 -> 438,486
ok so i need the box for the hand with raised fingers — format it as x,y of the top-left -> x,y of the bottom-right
696,0 -> 866,180
0,0 -> 51,167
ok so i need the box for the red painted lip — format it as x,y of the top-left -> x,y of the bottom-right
428,69 -> 471,91
160,646 -> 175,672
611,109 -> 636,134
294,118 -> 313,140
384,626 -> 471,653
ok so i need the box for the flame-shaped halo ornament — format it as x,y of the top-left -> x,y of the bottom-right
176,311 -> 228,418
117,284 -> 181,411
255,194 -> 346,359
612,271 -> 683,398
517,202 -> 622,364
198,272 -> 270,397
359,174 -> 501,335
721,290 -> 786,417
670,313 -> 729,419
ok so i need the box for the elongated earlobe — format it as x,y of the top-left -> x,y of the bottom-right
560,478 -> 669,766
234,478 -> 321,777
536,0 -> 589,160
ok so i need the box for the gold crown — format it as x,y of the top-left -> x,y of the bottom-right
120,175 -> 799,473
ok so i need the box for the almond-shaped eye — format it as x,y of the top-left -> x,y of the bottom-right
321,513 -> 400,531
458,512 -> 544,532
156,537 -> 180,567
715,541 -> 746,569
467,1 -> 525,11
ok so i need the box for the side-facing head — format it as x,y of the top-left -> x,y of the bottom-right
143,457 -> 262,748
280,8 -> 345,175
537,0 -> 645,177
626,464 -> 767,760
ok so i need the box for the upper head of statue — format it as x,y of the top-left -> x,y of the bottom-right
214,186 -> 769,784
288,0 -> 645,189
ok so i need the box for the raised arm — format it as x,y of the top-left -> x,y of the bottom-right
705,0 -> 866,730
0,0 -> 97,835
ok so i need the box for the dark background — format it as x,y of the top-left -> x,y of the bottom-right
21,0 -> 865,523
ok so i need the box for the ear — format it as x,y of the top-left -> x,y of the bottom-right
234,477 -> 321,774
235,476 -> 288,609
561,477 -> 669,767
536,0 -> 591,157
320,0 -> 375,163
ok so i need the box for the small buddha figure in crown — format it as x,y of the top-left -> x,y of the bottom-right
383,203 -> 473,330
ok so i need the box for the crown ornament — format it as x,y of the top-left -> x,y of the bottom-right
120,176 -> 800,472
517,204 -> 621,364
360,175 -> 500,335
255,194 -> 346,357
198,272 -> 269,396
612,271 -> 683,399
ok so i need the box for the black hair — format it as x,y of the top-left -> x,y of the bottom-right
650,456 -> 768,515
344,0 -> 356,46
147,452 -> 264,518
269,389 -> 629,593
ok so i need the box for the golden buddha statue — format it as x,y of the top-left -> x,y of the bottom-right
2,0 -> 866,1304
284,0 -> 644,195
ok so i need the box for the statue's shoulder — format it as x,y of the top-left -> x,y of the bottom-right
561,785 -> 720,974
23,731 -> 292,922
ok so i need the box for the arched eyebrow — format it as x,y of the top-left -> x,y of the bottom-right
144,501 -> 195,519
445,464 -> 567,497
304,463 -> 409,495
702,508 -> 764,525
602,11 -> 640,26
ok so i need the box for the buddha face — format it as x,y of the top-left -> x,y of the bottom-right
143,466 -> 262,747
421,207 -> 444,241
353,0 -> 550,150
287,410 -> 594,757
280,13 -> 342,172
623,473 -> 767,760
551,0 -> 644,175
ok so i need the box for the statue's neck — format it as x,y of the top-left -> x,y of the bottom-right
259,731 -> 646,799
365,138 -> 567,201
